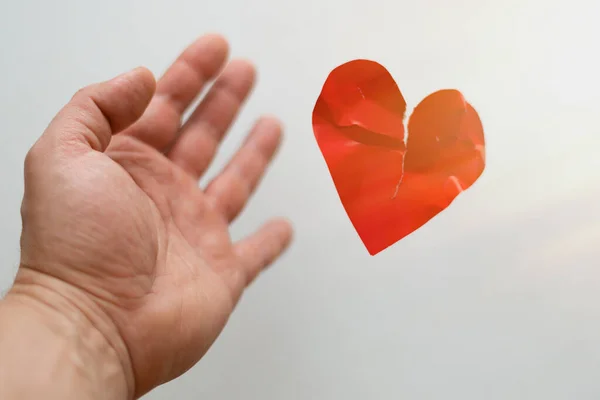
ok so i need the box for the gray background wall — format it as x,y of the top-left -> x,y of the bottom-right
1,0 -> 599,399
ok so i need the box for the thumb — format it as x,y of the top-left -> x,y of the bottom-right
43,67 -> 156,153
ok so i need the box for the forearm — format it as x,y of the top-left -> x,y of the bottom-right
0,287 -> 129,400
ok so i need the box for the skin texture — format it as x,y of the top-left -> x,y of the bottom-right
0,34 -> 293,399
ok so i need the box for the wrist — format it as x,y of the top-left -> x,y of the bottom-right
0,268 -> 134,400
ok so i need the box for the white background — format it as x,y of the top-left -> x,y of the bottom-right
1,0 -> 600,399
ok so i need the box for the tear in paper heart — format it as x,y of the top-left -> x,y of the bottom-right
312,60 -> 485,255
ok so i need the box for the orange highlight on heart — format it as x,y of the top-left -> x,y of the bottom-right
312,60 -> 485,255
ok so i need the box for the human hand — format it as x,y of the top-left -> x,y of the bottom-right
6,34 -> 293,398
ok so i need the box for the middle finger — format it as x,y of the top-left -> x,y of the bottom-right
168,59 -> 256,180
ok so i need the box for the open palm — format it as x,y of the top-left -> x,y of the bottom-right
17,34 -> 292,397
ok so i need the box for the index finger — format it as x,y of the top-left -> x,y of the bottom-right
123,34 -> 229,150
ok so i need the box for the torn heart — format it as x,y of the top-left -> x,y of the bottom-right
312,60 -> 485,255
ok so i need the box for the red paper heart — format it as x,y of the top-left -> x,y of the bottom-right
312,60 -> 485,255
